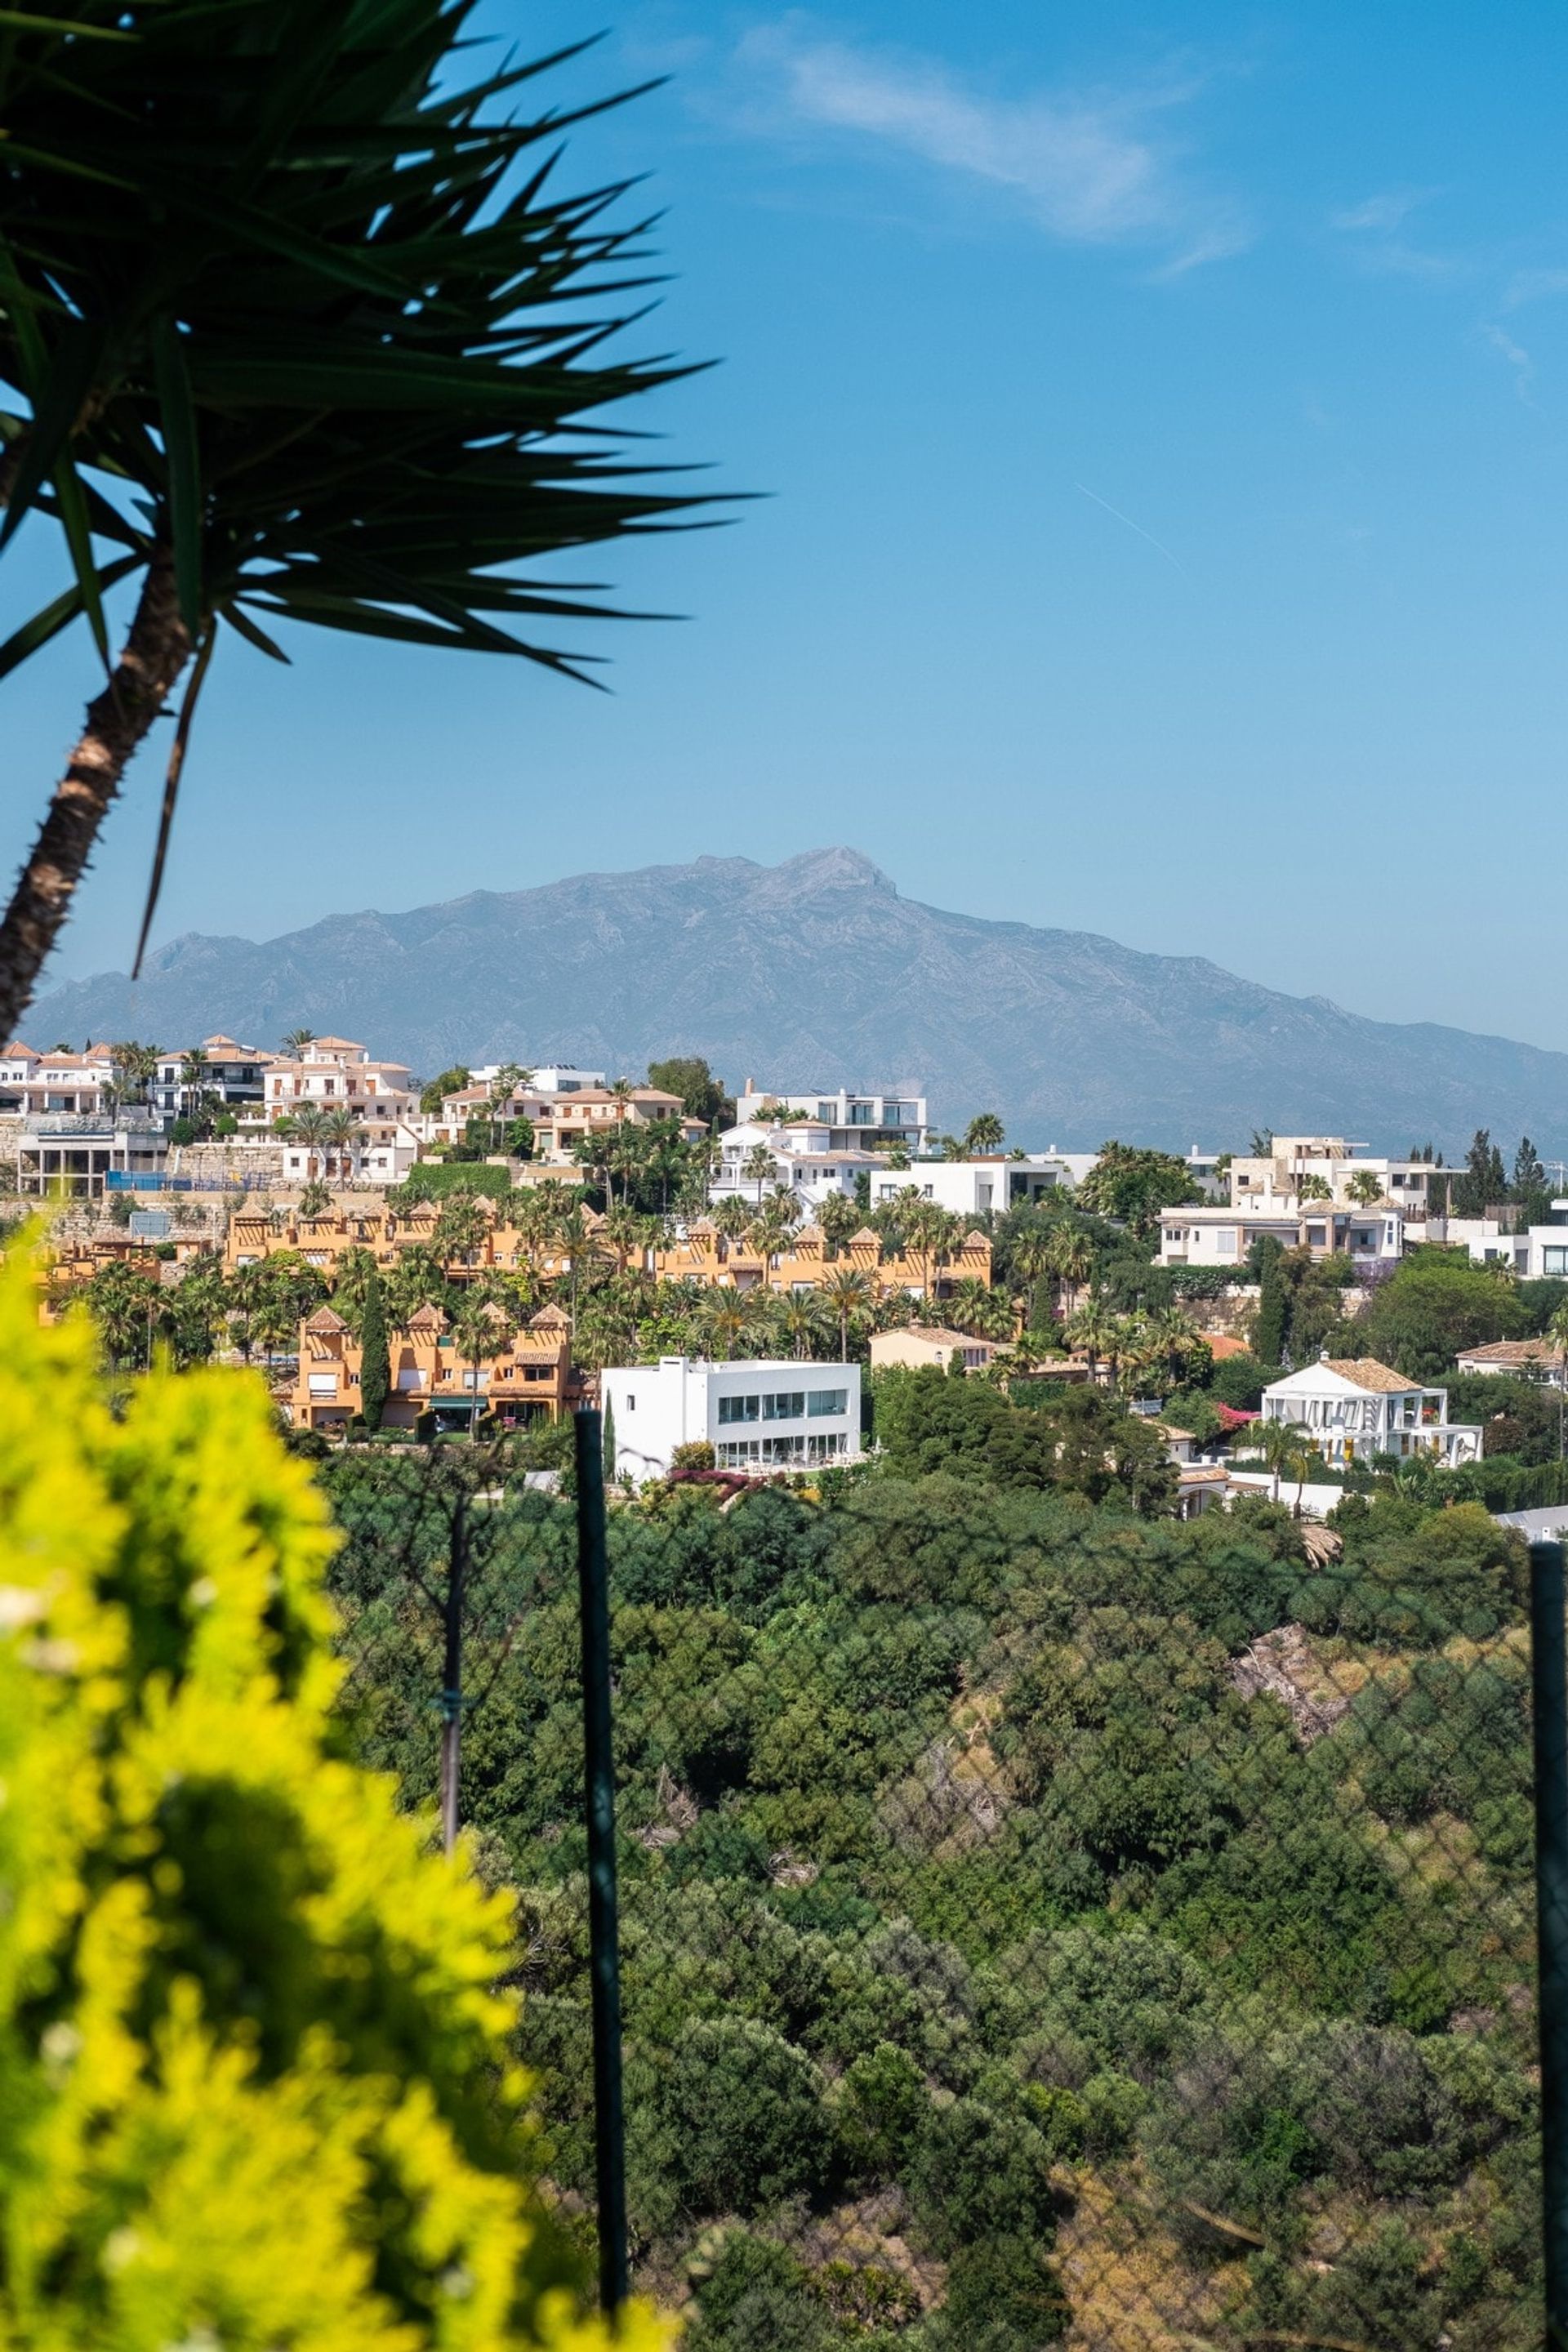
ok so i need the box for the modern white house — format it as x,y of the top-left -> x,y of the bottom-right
1524,1214 -> 1568,1280
868,1156 -> 1067,1220
1258,1356 -> 1482,1468
739,1082 -> 928,1156
1226,1137 -> 1433,1214
1159,1202 -> 1404,1268
710,1119 -> 879,1209
601,1357 -> 863,1480
474,1064 -> 607,1094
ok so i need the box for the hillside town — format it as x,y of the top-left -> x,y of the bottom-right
9,1026 -> 1566,1524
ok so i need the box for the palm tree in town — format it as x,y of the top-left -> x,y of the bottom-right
449,1293 -> 508,1443
281,1102 -> 332,1186
1047,1223 -> 1095,1313
701,1290 -> 755,1364
776,1289 -> 829,1362
108,1040 -> 161,1106
320,1104 -> 357,1186
899,1196 -> 961,1302
178,1046 -> 207,1113
742,1142 -> 777,1207
947,1276 -> 1013,1343
817,1192 -> 863,1256
602,1203 -> 649,1278
431,1192 -> 492,1274
712,1195 -> 755,1251
384,1245 -> 449,1330
820,1265 -> 874,1361
1147,1303 -> 1203,1388
280,1029 -> 317,1058
1347,1169 -> 1384,1207
329,1245 -> 379,1335
1064,1298 -> 1117,1387
1250,1414 -> 1315,1510
964,1111 -> 1005,1156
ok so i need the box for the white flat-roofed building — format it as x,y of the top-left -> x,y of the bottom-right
869,1156 -> 1067,1219
1259,1356 -> 1481,1467
485,1064 -> 606,1094
1227,1135 -> 1432,1213
602,1356 -> 862,1481
740,1083 -> 928,1156
1522,1212 -> 1568,1281
1160,1202 -> 1404,1268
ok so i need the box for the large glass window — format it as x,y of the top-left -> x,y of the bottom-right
717,1394 -> 760,1424
762,1391 -> 805,1421
808,1388 -> 849,1419
1546,1247 -> 1568,1277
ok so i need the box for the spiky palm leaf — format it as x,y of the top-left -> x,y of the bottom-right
0,0 -> 715,1029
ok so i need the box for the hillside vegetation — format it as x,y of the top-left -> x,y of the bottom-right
326,1400 -> 1542,2351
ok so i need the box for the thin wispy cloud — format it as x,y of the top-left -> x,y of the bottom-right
1481,322 -> 1537,406
1503,266 -> 1568,311
733,18 -> 1250,272
1330,187 -> 1455,278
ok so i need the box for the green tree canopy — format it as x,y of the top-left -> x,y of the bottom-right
1076,1143 -> 1201,1238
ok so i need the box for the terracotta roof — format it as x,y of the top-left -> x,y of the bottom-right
405,1303 -> 448,1332
1455,1337 -> 1566,1368
1,1041 -> 37,1059
1206,1334 -> 1252,1361
1321,1357 -> 1418,1393
528,1303 -> 572,1330
893,1324 -> 992,1349
303,1307 -> 348,1334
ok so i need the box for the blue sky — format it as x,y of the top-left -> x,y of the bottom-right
11,2 -> 1568,1047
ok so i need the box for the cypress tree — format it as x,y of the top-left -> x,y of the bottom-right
1254,1236 -> 1288,1367
359,1263 -> 390,1433
603,1396 -> 617,1483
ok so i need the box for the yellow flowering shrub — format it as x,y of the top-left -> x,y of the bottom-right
0,1237 -> 670,2352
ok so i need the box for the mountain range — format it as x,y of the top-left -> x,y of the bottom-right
31,846 -> 1568,1153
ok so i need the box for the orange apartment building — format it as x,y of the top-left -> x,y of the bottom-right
653,1218 -> 993,1300
285,1300 -> 575,1434
225,1199 -> 600,1285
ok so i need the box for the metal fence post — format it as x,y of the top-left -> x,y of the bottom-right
1531,1538 -> 1568,2346
575,1408 -> 629,2323
439,1490 -> 466,1859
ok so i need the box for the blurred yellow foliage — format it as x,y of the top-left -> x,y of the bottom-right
0,1233 -> 671,2352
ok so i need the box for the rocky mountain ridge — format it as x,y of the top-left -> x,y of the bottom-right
33,847 -> 1568,1152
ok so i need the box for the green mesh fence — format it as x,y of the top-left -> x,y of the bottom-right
326,1436 -> 1549,2351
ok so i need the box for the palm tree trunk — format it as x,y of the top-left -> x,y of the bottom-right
0,552 -> 191,1040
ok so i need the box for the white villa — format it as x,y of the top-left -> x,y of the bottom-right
1160,1202 -> 1404,1269
1226,1135 -> 1434,1214
710,1117 -> 879,1209
740,1082 -> 929,1156
602,1357 -> 862,1480
869,1155 -> 1068,1219
1259,1356 -> 1482,1468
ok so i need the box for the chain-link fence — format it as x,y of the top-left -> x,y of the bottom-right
324,1425 -> 1560,2351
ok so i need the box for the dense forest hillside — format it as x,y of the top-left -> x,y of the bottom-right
324,1404 -> 1540,2350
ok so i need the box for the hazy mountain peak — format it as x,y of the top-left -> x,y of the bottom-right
33,849 -> 1568,1151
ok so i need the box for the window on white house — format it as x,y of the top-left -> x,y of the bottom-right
808,1389 -> 849,1418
